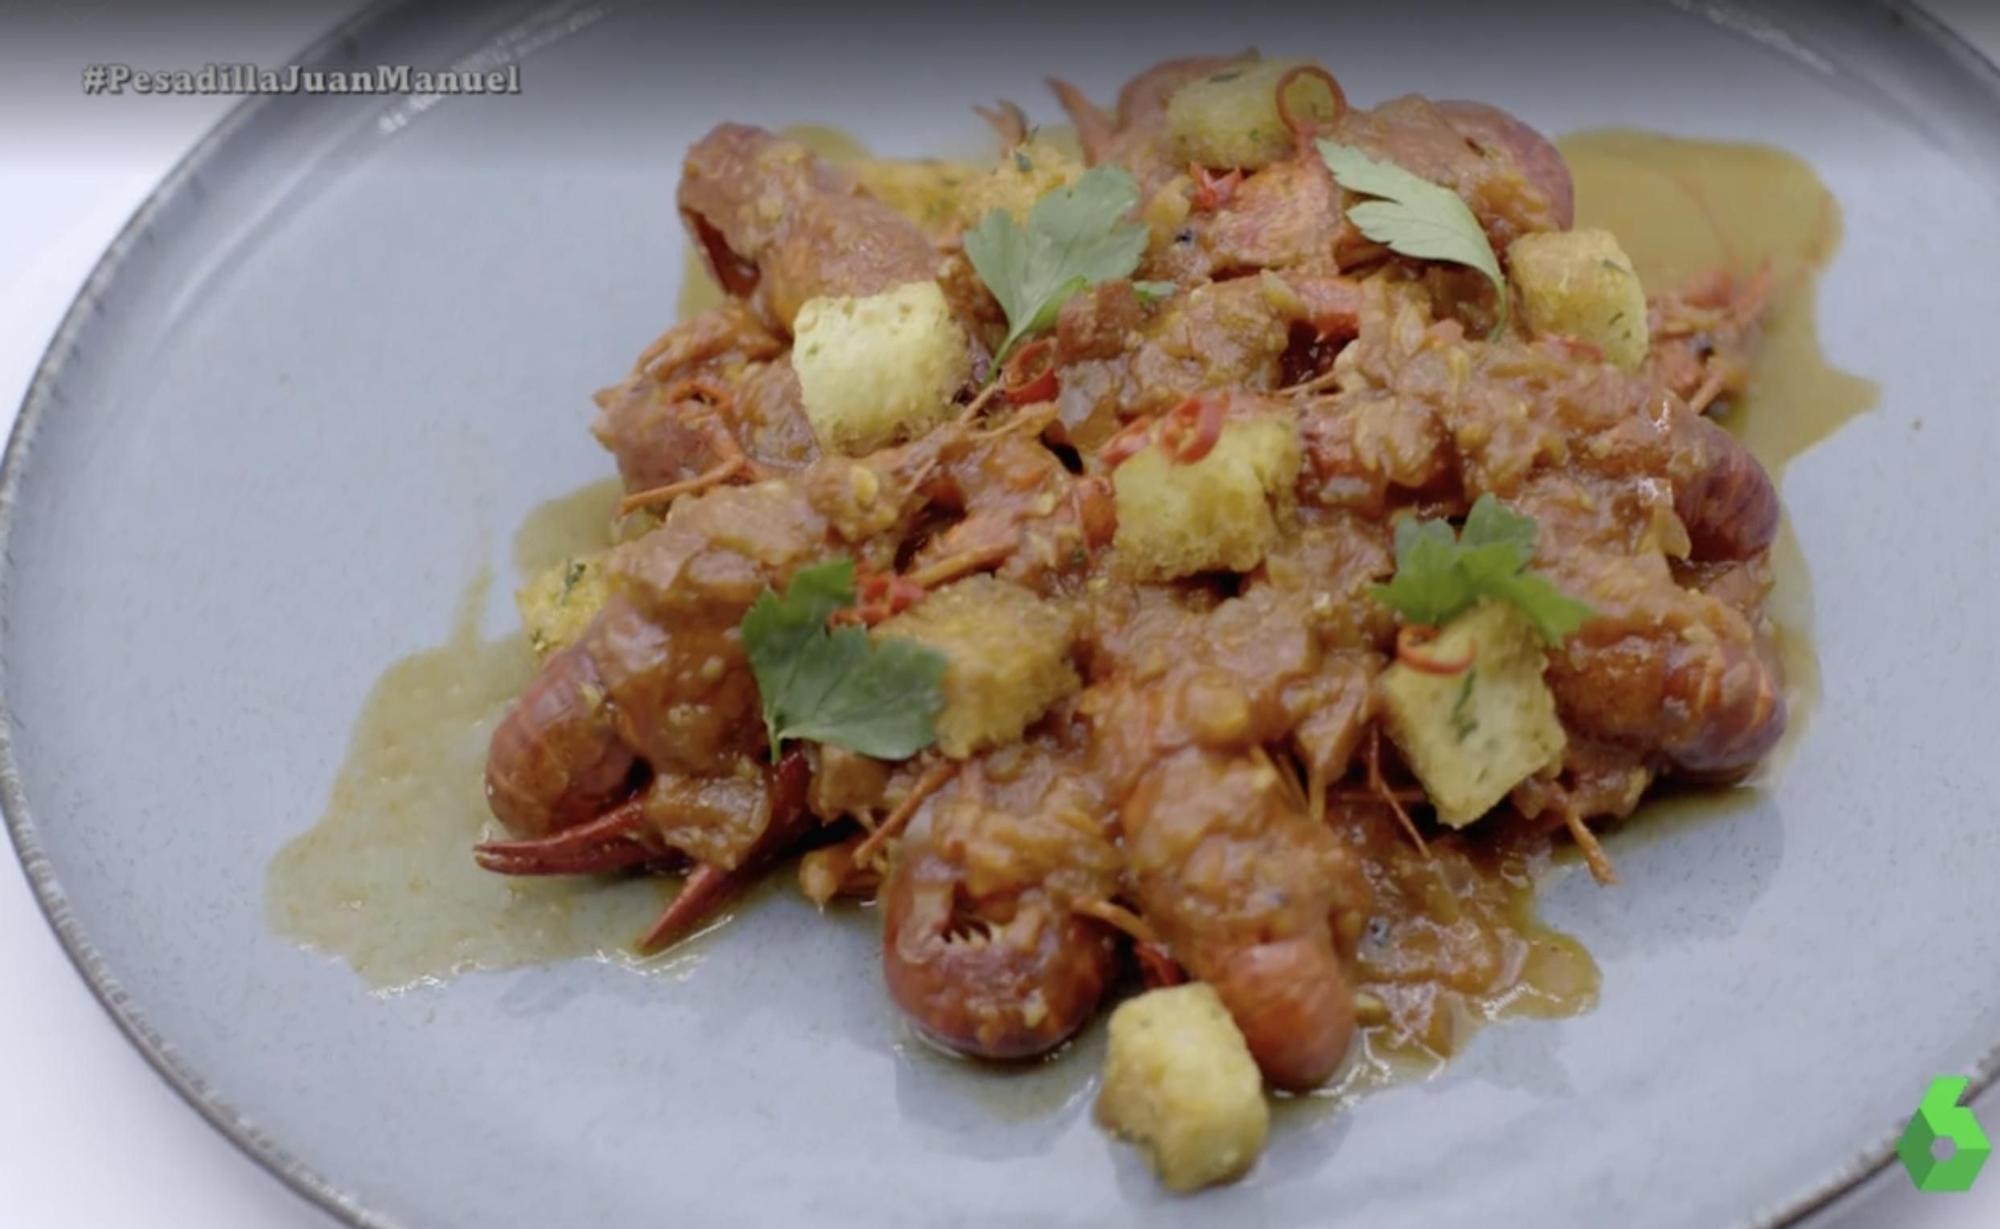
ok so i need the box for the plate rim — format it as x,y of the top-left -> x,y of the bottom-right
0,2 -> 1989,1225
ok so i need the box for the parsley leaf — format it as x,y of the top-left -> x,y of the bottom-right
964,165 -> 1149,367
558,559 -> 587,602
1459,493 -> 1540,555
1316,140 -> 1510,336
1370,495 -> 1594,645
740,559 -> 948,761
1450,668 -> 1479,741
1375,519 -> 1465,629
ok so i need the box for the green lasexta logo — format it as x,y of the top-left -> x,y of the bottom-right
1898,1077 -> 1992,1193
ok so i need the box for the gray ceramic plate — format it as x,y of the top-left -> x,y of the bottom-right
7,1 -> 2000,1225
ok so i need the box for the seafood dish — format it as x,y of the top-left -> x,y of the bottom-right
472,52 -> 1787,1189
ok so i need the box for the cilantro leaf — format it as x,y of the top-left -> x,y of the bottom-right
1370,495 -> 1594,645
1459,494 -> 1540,555
1487,570 -> 1594,644
740,560 -> 948,761
1450,667 -> 1480,741
964,166 -> 1149,367
770,632 -> 947,756
1374,518 -> 1465,628
1316,140 -> 1510,336
740,559 -> 854,742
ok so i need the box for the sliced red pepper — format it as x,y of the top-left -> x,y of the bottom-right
1396,624 -> 1475,676
1275,64 -> 1348,145
847,572 -> 927,627
1097,418 -> 1155,470
1158,393 -> 1226,465
1000,336 -> 1060,405
1189,162 -> 1243,212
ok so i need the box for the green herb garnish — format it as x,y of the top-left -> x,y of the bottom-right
1450,668 -> 1479,741
740,559 -> 948,762
1371,495 -> 1594,645
1132,280 -> 1177,303
1317,139 -> 1510,336
558,559 -> 587,602
964,166 -> 1149,368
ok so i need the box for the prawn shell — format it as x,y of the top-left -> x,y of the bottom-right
484,645 -> 637,839
882,860 -> 1113,1061
1199,933 -> 1357,1092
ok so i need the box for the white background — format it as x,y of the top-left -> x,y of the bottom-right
2,4 -> 1997,1226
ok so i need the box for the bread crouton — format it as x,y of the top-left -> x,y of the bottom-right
1098,984 -> 1270,1192
792,281 -> 970,455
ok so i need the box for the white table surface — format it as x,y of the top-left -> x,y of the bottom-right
3,4 -> 1997,1226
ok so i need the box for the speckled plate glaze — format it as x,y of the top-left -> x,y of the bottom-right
6,1 -> 1999,1225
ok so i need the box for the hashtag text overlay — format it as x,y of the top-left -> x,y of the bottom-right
81,63 -> 521,97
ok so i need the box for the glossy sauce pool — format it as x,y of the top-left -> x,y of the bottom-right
265,481 -> 739,988
1557,129 -> 1877,830
266,130 -> 1874,1101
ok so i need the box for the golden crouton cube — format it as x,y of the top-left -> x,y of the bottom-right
1113,415 -> 1301,580
1380,602 -> 1567,828
1098,984 -> 1271,1192
792,281 -> 971,455
516,552 -> 612,660
1507,228 -> 1651,371
871,576 -> 1078,758
956,139 -> 1085,227
852,139 -> 1083,237
1167,59 -> 1336,170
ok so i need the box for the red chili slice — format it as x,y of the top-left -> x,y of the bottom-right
1275,64 -> 1349,144
1000,337 -> 1059,405
851,572 -> 928,626
1098,418 -> 1155,470
1189,163 -> 1243,212
1396,624 -> 1475,676
1158,393 -> 1226,465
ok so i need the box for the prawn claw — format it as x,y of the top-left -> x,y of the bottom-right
472,798 -> 666,876
636,862 -> 739,953
635,747 -> 815,953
